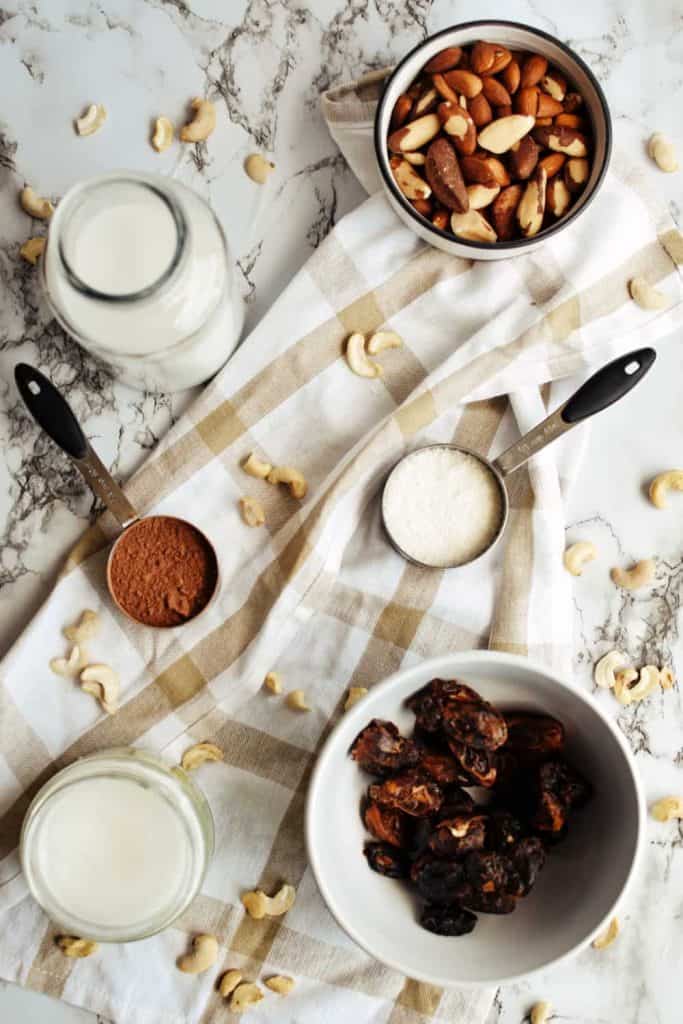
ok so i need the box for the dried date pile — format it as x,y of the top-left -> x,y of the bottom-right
350,680 -> 591,936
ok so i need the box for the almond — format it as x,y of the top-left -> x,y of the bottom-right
460,153 -> 510,187
534,125 -> 588,157
425,137 -> 469,212
466,183 -> 501,209
536,93 -> 564,117
509,134 -> 539,179
391,158 -> 432,200
517,166 -> 547,237
443,69 -> 483,98
390,94 -> 413,130
538,152 -> 566,177
437,102 -> 476,155
563,92 -> 583,113
477,114 -> 535,154
540,71 -> 566,101
423,46 -> 463,73
501,59 -> 521,95
412,86 -> 438,117
432,206 -> 449,231
515,86 -> 539,117
520,54 -> 548,88
491,183 -> 523,240
450,208 -> 497,243
547,175 -> 571,217
564,156 -> 589,192
432,72 -> 459,105
411,197 -> 432,217
555,113 -> 586,130
481,76 -> 511,107
468,92 -> 493,127
388,113 -> 441,153
470,41 -> 511,76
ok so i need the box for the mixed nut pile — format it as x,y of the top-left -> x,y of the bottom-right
351,679 -> 591,936
387,40 -> 594,243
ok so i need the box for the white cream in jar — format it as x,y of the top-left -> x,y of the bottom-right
21,749 -> 213,941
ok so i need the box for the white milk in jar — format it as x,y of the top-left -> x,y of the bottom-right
42,172 -> 244,392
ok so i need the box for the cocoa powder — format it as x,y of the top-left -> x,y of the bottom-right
108,516 -> 218,628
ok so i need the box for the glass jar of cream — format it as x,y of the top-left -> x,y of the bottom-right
41,171 -> 244,393
20,748 -> 214,942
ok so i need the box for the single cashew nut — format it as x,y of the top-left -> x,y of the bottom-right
80,664 -> 119,714
265,975 -> 295,995
344,686 -> 368,711
648,132 -> 679,173
152,116 -> 174,152
614,665 -> 659,705
628,276 -> 668,311
56,936 -> 99,958
530,1002 -> 552,1024
75,103 -> 107,136
594,650 -> 628,689
244,153 -> 275,184
64,610 -> 100,644
651,796 -> 683,821
267,465 -> 308,500
366,331 -> 403,355
610,559 -> 656,591
230,982 -> 264,1013
264,671 -> 282,695
218,969 -> 243,997
648,470 -> 683,509
241,882 -> 296,919
240,496 -> 266,527
613,668 -> 638,703
563,541 -> 598,576
242,452 -> 272,479
177,933 -> 219,974
50,644 -> 88,678
659,666 -> 675,690
20,186 -> 54,220
181,741 -> 224,771
179,98 -> 216,142
20,237 -> 46,264
345,332 -> 383,379
286,689 -> 311,712
592,916 -> 619,950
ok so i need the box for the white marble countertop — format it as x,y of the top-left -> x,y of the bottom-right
0,1 -> 681,1022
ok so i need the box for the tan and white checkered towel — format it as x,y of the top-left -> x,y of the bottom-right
0,71 -> 682,1024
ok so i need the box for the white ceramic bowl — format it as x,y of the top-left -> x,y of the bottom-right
305,651 -> 643,986
375,20 -> 612,260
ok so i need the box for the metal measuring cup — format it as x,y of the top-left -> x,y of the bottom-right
382,347 -> 656,570
14,363 -> 219,627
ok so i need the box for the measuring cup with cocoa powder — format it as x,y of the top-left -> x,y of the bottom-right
15,364 -> 218,628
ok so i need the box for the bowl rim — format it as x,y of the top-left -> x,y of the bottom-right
305,648 -> 645,987
374,19 -> 613,253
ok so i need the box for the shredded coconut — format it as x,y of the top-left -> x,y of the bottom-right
383,447 -> 504,568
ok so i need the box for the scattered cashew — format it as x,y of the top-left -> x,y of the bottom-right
267,465 -> 308,500
219,969 -> 243,997
56,936 -> 99,958
20,186 -> 54,220
651,796 -> 683,821
181,741 -> 224,771
610,559 -> 656,591
344,686 -> 368,710
80,664 -> 119,714
242,452 -> 272,479
264,671 -> 283,695
530,1002 -> 552,1024
648,132 -> 678,173
265,975 -> 295,995
366,331 -> 403,355
230,982 -> 264,1013
628,276 -> 668,311
152,116 -> 174,152
75,103 -> 107,136
648,470 -> 683,509
594,650 -> 627,689
659,666 -> 675,690
345,332 -> 383,379
592,917 -> 619,950
177,933 -> 219,974
240,496 -> 266,527
64,610 -> 100,645
179,98 -> 216,142
50,644 -> 87,678
614,665 -> 660,706
241,883 -> 296,919
286,689 -> 311,712
20,237 -> 46,264
244,153 -> 275,184
563,541 -> 598,577
613,667 -> 638,697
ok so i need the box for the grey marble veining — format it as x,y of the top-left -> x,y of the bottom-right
0,1 -> 682,1022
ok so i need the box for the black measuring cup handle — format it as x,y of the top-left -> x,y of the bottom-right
561,348 -> 656,424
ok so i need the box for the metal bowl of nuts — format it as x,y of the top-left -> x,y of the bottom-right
306,651 -> 644,986
374,21 -> 612,259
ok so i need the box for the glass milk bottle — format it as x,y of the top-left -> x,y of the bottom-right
42,171 -> 244,392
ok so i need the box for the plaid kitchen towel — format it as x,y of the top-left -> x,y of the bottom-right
0,70 -> 682,1024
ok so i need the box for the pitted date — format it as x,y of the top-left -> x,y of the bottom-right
533,787 -> 567,834
428,813 -> 487,858
364,842 -> 409,878
464,850 -> 512,894
363,800 -> 406,847
447,740 -> 497,788
369,769 -> 443,817
411,853 -> 465,903
503,713 -> 565,757
350,719 -> 419,775
539,758 -> 591,809
421,902 -> 477,936
486,809 -> 524,852
509,837 -> 546,896
442,700 -> 508,751
406,679 -> 484,732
